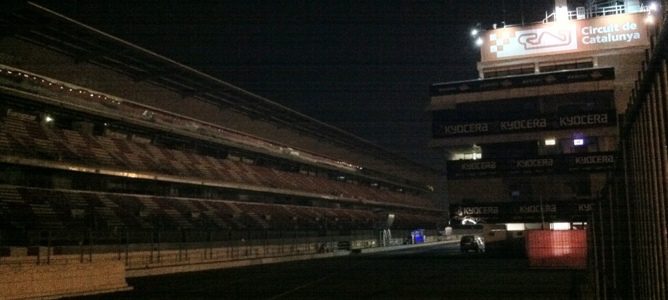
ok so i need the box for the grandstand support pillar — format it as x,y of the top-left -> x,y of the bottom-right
117,231 -> 122,261
149,232 -> 154,264
178,229 -> 183,262
208,231 -> 212,260
35,231 -> 41,266
88,230 -> 93,263
157,230 -> 161,263
184,229 -> 188,261
125,230 -> 129,266
79,231 -> 84,263
46,231 -> 51,265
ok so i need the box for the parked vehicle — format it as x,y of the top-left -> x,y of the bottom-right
460,235 -> 485,253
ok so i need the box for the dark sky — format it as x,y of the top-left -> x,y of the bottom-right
32,0 -> 556,167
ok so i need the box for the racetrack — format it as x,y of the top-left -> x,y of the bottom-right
73,243 -> 586,299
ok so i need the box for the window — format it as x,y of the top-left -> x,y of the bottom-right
483,63 -> 535,78
539,59 -> 593,73
451,145 -> 482,160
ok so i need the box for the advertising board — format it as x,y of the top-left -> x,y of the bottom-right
481,12 -> 649,62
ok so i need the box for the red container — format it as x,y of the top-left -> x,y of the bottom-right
525,230 -> 587,269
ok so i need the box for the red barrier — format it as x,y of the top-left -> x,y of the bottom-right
525,230 -> 587,269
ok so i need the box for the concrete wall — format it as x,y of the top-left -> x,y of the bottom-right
0,260 -> 130,299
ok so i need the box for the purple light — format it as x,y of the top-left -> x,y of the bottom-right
573,138 -> 584,146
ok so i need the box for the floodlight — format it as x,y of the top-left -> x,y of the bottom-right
475,37 -> 484,47
645,14 -> 655,24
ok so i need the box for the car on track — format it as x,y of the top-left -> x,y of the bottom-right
460,235 -> 485,253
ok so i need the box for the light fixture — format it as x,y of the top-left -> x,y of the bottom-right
475,37 -> 484,47
555,5 -> 569,22
645,14 -> 655,24
44,115 -> 54,123
470,28 -> 479,36
545,138 -> 556,146
649,2 -> 658,11
551,222 -> 571,230
505,223 -> 526,231
461,217 -> 477,225
573,138 -> 584,146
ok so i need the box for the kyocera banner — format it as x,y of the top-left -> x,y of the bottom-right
433,110 -> 616,138
482,12 -> 649,62
446,152 -> 615,179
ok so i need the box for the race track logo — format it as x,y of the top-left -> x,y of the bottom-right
490,25 -> 577,58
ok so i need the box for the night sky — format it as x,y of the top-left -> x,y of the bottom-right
32,0 -> 556,168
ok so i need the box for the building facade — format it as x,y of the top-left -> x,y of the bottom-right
430,3 -> 652,228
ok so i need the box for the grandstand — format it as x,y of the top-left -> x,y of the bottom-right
0,0 -> 444,271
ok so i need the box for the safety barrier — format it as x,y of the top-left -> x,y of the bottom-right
526,230 -> 587,269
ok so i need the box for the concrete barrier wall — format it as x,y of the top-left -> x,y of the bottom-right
0,237 -> 450,298
0,260 -> 130,299
0,241 -> 342,279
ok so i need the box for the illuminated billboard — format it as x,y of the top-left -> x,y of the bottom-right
481,12 -> 649,62
445,151 -> 615,179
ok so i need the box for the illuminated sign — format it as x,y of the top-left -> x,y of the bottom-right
481,12 -> 649,62
519,204 -> 556,214
461,206 -> 500,215
433,110 -> 616,138
451,201 -> 594,222
446,152 -> 615,179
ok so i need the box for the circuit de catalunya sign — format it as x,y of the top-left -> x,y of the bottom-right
481,12 -> 649,62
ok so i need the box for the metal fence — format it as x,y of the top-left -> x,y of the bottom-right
594,6 -> 668,299
0,228 -> 438,270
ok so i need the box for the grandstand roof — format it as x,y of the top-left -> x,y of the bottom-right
0,1 -> 440,177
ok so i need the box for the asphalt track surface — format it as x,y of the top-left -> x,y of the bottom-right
76,243 -> 585,299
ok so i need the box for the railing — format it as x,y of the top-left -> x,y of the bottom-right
542,4 -> 645,23
0,229 -> 440,270
592,8 -> 668,300
0,240 -> 336,270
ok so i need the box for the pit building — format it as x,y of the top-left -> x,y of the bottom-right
430,0 -> 652,229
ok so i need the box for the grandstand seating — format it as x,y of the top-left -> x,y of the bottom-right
0,185 -> 440,235
0,114 -> 436,209
0,67 -> 443,248
1,66 -> 362,173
